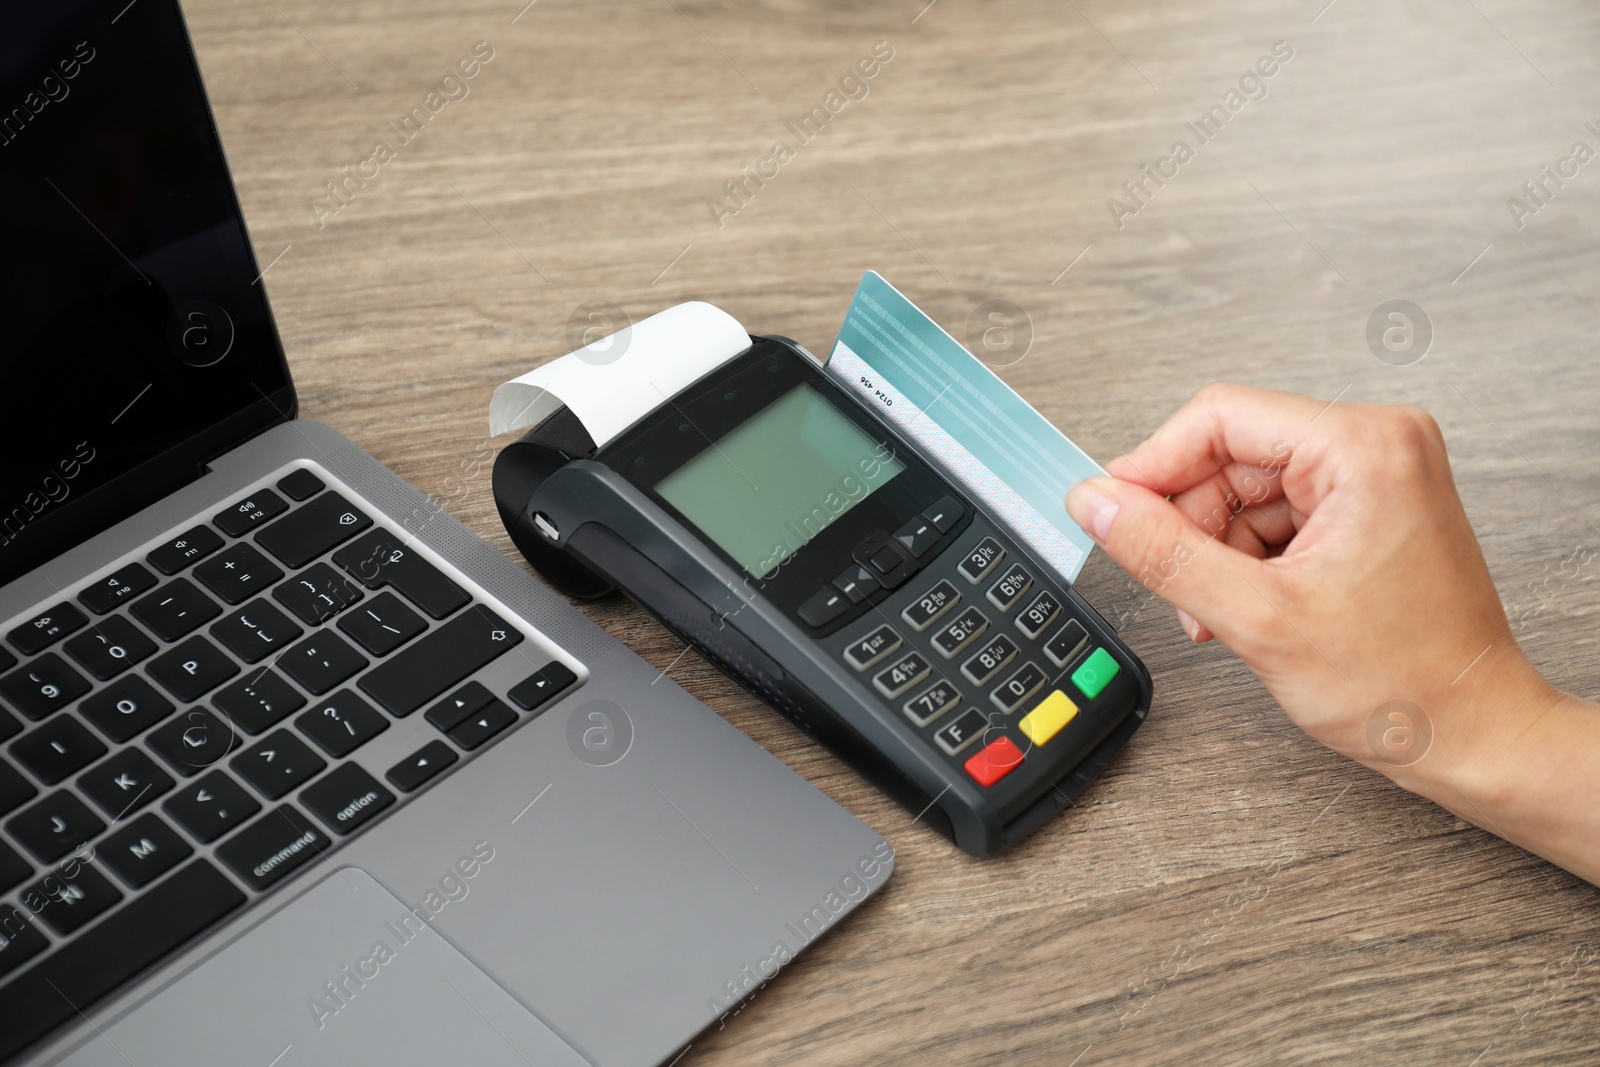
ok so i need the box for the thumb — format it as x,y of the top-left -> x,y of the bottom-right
1066,476 -> 1272,642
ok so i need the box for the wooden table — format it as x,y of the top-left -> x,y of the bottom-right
187,0 -> 1600,1061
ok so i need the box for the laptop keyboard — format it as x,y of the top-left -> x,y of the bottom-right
0,465 -> 577,1059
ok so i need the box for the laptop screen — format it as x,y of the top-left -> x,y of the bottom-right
0,1 -> 293,587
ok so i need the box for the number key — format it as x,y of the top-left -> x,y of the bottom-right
903,678 -> 961,727
901,580 -> 960,632
872,652 -> 931,699
1016,590 -> 1062,639
961,633 -> 1018,686
0,654 -> 90,720
931,606 -> 988,659
62,615 -> 156,681
957,537 -> 1005,584
991,661 -> 1048,714
987,562 -> 1033,611
843,625 -> 901,671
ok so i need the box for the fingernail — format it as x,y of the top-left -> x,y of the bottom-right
1066,479 -> 1119,543
1175,607 -> 1199,640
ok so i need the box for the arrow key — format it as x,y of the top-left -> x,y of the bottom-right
162,770 -> 259,843
231,729 -> 326,800
385,740 -> 458,793
424,682 -> 492,732
77,748 -> 174,819
447,700 -> 517,751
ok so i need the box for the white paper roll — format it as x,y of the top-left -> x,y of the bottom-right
488,301 -> 751,445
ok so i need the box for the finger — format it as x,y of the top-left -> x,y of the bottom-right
1174,607 -> 1214,643
1104,383 -> 1316,500
1221,498 -> 1297,557
1168,464 -> 1287,544
1067,476 -> 1277,646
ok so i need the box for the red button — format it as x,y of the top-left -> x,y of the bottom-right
964,736 -> 1024,787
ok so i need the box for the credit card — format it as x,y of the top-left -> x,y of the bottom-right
825,271 -> 1105,582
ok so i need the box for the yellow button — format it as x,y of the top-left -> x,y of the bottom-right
1018,690 -> 1078,747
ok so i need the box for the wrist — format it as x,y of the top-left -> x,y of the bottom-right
1382,646 -> 1566,832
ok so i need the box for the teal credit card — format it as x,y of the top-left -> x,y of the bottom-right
826,271 -> 1105,582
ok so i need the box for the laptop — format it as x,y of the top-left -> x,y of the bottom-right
0,4 -> 892,1064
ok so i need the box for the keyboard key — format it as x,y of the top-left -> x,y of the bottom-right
933,708 -> 991,756
506,662 -> 577,713
1016,590 -> 1062,639
386,740 -> 458,793
872,651 -> 931,699
78,563 -> 157,615
98,813 -> 192,889
903,678 -> 961,727
279,631 -> 367,695
359,606 -> 521,716
300,762 -> 394,835
447,700 -> 517,751
931,606 -> 989,659
10,717 -> 106,784
0,845 -> 32,895
961,633 -> 1018,686
22,864 -> 122,936
276,468 -> 326,501
272,562 -> 364,626
892,515 -> 942,558
0,759 -> 36,817
832,563 -> 882,604
843,625 -> 901,671
131,578 -> 222,641
922,495 -> 963,533
1071,647 -> 1122,700
1043,619 -> 1089,668
215,805 -> 331,891
210,600 -> 303,663
332,530 -> 470,619
62,615 -> 156,680
212,667 -> 307,735
147,710 -> 239,777
214,489 -> 288,537
148,636 -> 239,702
986,562 -> 1033,612
7,603 -> 88,656
902,579 -> 961,632
425,681 -> 493,732
957,537 -> 1005,584
1018,690 -> 1079,748
0,904 -> 49,979
77,748 -> 174,820
964,735 -> 1025,787
0,707 -> 17,744
991,661 -> 1048,714
194,542 -> 285,606
796,586 -> 849,628
231,730 -> 326,800
146,524 -> 224,574
6,792 -> 104,863
0,654 -> 90,721
336,592 -> 425,656
0,647 -> 13,673
0,861 -> 242,1062
162,770 -> 260,843
296,690 -> 388,758
255,491 -> 372,569
79,676 -> 175,742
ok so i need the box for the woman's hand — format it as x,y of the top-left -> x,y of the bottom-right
1067,383 -> 1599,883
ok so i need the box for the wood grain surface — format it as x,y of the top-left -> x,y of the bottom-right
184,0 -> 1600,1062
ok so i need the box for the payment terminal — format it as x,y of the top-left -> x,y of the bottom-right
492,310 -> 1151,856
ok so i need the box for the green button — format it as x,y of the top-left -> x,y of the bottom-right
1071,647 -> 1120,699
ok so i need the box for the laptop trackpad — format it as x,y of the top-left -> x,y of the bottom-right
61,867 -> 590,1067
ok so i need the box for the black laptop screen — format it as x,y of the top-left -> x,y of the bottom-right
0,0 -> 292,586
